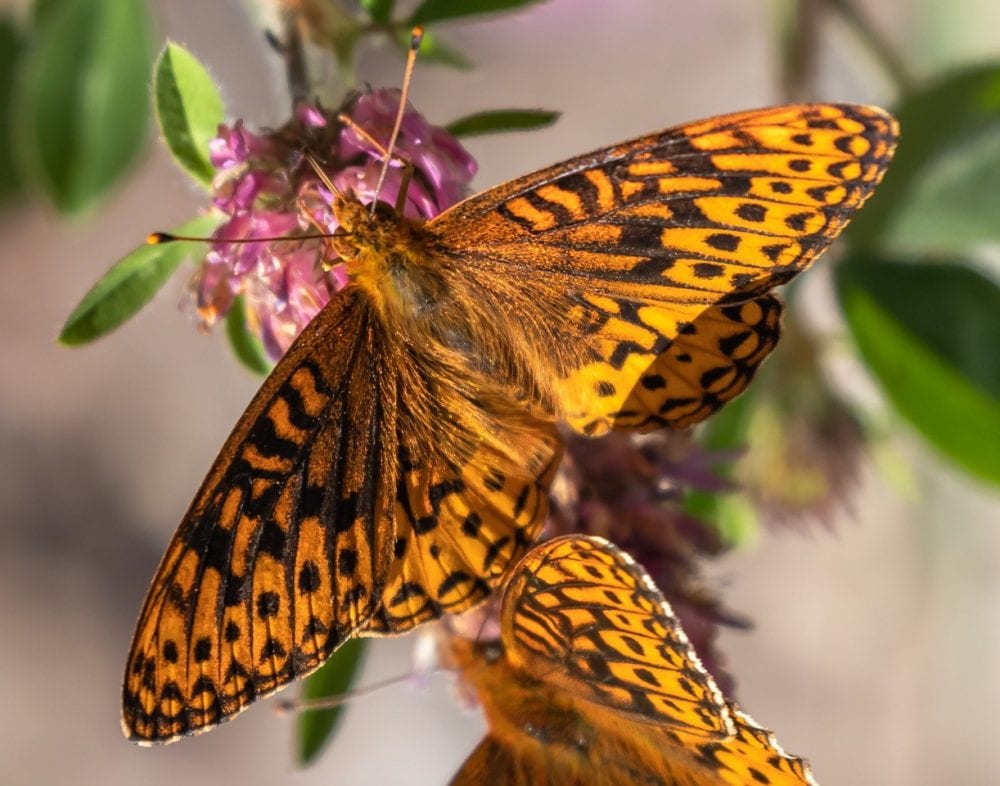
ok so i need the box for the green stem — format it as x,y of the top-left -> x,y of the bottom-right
776,0 -> 822,102
822,0 -> 915,93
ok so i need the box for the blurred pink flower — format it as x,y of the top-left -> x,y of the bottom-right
189,89 -> 477,359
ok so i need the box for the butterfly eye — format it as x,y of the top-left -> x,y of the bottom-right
481,640 -> 504,664
369,199 -> 397,220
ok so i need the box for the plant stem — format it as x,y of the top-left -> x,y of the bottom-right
822,0 -> 914,93
776,0 -> 821,102
282,9 -> 311,106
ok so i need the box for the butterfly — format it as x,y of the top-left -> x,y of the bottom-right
446,535 -> 819,786
123,103 -> 897,742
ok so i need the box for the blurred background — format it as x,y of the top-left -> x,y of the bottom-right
2,0 -> 998,784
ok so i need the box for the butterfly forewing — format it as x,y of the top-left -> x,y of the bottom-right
430,103 -> 897,435
122,287 -> 558,742
124,290 -> 390,741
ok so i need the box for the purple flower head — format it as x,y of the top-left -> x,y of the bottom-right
208,120 -> 274,170
189,89 -> 477,359
340,89 -> 477,210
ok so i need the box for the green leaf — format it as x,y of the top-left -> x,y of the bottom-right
0,15 -> 24,203
879,127 -> 1000,250
59,215 -> 219,345
361,0 -> 395,25
446,109 -> 560,138
225,295 -> 273,376
409,0 -> 547,26
14,0 -> 153,215
154,42 -> 225,189
296,639 -> 367,766
836,253 -> 1000,485
846,63 -> 1000,250
30,0 -> 63,27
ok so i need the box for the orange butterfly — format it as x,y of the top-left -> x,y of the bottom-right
447,535 -> 818,786
123,104 -> 897,742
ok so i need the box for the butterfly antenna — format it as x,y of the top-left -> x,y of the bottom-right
273,666 -> 442,715
149,154 -> 345,249
370,25 -> 423,214
147,230 -> 333,245
304,151 -> 342,197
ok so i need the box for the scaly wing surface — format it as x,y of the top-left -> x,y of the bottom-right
430,104 -> 897,434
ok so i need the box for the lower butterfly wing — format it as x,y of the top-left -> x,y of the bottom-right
448,714 -> 819,786
450,736 -> 531,786
449,536 -> 819,785
610,293 -> 783,429
665,708 -> 818,786
450,735 -> 614,786
367,420 -> 562,634
429,104 -> 897,434
500,536 -> 732,738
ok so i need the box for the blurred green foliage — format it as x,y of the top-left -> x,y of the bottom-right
10,0 -> 152,215
837,255 -> 1000,484
847,66 -> 1000,250
225,294 -> 275,377
0,17 -> 24,204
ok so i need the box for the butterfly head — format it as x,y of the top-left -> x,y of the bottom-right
330,191 -> 446,318
330,193 -> 395,258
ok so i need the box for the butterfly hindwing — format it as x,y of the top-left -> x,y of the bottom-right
501,536 -> 731,737
430,103 -> 897,434
672,709 -> 819,786
450,736 -> 533,786
369,426 -> 562,634
123,289 -> 392,741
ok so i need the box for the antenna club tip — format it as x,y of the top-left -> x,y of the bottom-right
147,231 -> 175,245
410,26 -> 424,49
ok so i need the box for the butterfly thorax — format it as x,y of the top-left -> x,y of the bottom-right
333,194 -> 448,322
331,192 -> 560,476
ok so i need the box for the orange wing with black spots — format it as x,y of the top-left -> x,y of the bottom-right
123,288 -> 559,743
431,103 -> 897,434
500,536 -> 730,738
448,536 -> 818,786
126,102 -> 894,747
